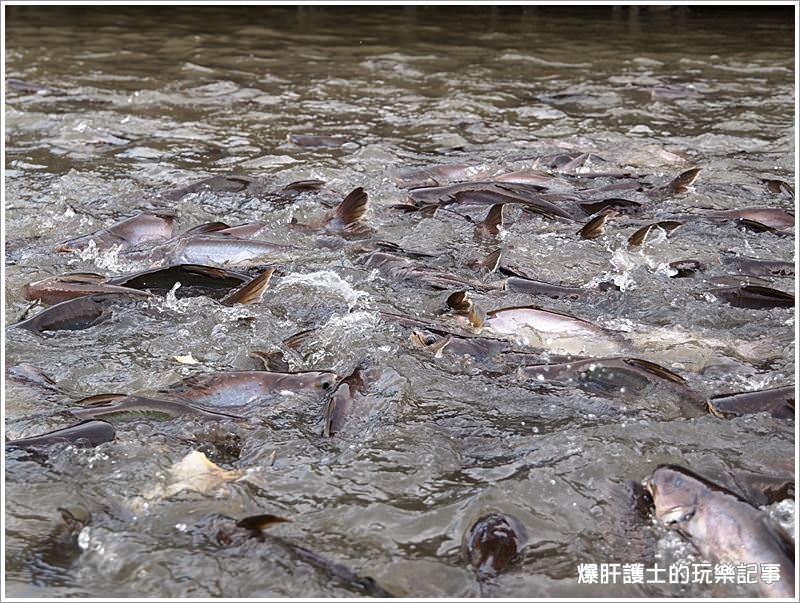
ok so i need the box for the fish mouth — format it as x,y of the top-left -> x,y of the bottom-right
644,477 -> 656,498
660,506 -> 693,525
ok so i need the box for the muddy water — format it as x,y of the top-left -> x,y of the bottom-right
4,6 -> 795,597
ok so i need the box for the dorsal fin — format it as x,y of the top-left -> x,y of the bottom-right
667,167 -> 702,193
181,222 -> 231,236
578,210 -> 614,240
476,204 -> 505,236
74,393 -> 129,406
59,272 -> 108,284
326,187 -> 368,229
480,248 -> 503,273
221,268 -> 275,306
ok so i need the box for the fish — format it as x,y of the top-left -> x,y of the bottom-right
6,420 -> 115,449
207,513 -> 395,596
157,235 -> 291,266
518,356 -> 705,414
287,134 -> 352,148
391,162 -> 495,188
707,384 -> 794,419
699,208 -> 795,230
281,179 -> 326,194
159,370 -> 339,409
55,211 -> 176,252
712,285 -> 794,310
161,174 -> 257,201
360,251 -> 498,292
23,273 -> 151,305
646,465 -> 795,598
109,264 -> 251,296
627,220 -> 683,247
11,292 -> 143,333
464,513 -> 527,581
69,393 -> 244,421
503,275 -> 589,300
322,365 -> 366,437
448,293 -> 621,356
720,254 -> 794,278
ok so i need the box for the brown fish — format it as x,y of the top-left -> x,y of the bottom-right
70,393 -> 244,421
708,384 -> 794,419
12,292 -> 142,333
519,356 -> 704,412
161,174 -> 257,201
23,273 -> 150,306
391,162 -> 494,188
55,212 -> 176,252
701,208 -> 794,230
161,370 -> 338,409
712,285 -> 794,310
448,294 -> 620,356
720,254 -> 794,278
464,513 -> 527,581
109,264 -> 251,295
6,420 -> 115,449
647,465 -> 794,598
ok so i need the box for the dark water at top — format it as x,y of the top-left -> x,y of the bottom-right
4,6 -> 795,598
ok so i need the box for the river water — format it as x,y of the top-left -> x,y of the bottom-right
4,6 -> 795,598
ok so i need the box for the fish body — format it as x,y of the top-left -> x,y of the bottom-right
55,212 -> 176,252
6,420 -> 115,449
160,236 -> 291,266
23,273 -> 149,305
647,465 -> 795,598
708,385 -> 794,419
162,370 -> 338,408
480,305 -> 620,356
12,292 -> 140,333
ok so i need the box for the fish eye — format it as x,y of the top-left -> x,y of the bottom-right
680,510 -> 695,522
674,476 -> 683,487
321,379 -> 332,390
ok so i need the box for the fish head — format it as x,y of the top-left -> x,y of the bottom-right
646,465 -> 706,527
464,513 -> 526,579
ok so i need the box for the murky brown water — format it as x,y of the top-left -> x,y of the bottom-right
4,6 -> 795,598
